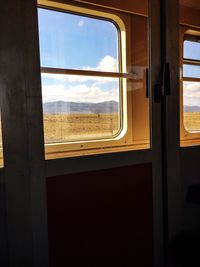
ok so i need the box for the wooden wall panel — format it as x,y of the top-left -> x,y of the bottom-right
131,16 -> 150,144
46,163 -> 153,267
0,1 -> 48,266
180,148 -> 200,230
75,0 -> 147,15
180,0 -> 200,10
131,16 -> 148,67
75,0 -> 200,28
180,6 -> 200,28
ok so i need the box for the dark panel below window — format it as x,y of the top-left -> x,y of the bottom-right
46,163 -> 153,267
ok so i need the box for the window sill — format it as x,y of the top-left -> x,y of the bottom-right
45,141 -> 150,160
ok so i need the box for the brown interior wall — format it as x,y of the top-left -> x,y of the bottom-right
180,148 -> 200,230
180,6 -> 200,27
131,15 -> 150,143
75,0 -> 147,15
46,163 -> 153,267
76,0 -> 200,28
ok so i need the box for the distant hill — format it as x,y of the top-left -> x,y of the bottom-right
43,100 -> 119,114
184,105 -> 200,112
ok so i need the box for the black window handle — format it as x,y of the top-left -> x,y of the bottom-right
146,68 -> 162,103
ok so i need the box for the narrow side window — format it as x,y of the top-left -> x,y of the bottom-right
183,38 -> 200,133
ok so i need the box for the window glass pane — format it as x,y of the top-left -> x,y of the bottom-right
183,64 -> 200,78
183,81 -> 200,132
41,73 -> 121,143
38,8 -> 119,72
184,40 -> 200,61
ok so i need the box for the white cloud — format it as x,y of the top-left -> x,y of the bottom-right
42,83 -> 119,103
183,81 -> 200,106
41,73 -> 117,86
184,82 -> 200,98
98,56 -> 118,72
41,56 -> 120,103
83,55 -> 118,72
78,19 -> 85,27
41,55 -> 119,84
67,75 -> 115,84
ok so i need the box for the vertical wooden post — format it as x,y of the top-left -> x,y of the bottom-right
161,0 -> 181,266
0,1 -> 49,266
149,0 -> 164,267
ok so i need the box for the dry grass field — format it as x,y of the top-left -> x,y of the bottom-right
0,113 -> 119,147
44,113 -> 119,143
184,112 -> 200,132
0,112 -> 198,148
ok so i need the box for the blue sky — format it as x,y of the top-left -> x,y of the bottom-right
183,40 -> 200,78
38,8 -> 118,70
184,40 -> 200,60
183,64 -> 200,79
38,7 -> 120,104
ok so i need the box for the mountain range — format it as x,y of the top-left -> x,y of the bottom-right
184,105 -> 200,112
43,100 -> 119,114
43,102 -> 200,114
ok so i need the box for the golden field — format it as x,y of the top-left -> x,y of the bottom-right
43,111 -> 200,142
184,112 -> 200,132
0,112 -> 199,148
0,113 -> 119,147
43,113 -> 119,143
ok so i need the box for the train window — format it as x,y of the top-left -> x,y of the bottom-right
38,7 -> 122,143
38,0 -> 150,159
183,38 -> 200,134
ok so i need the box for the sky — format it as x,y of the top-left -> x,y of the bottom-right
184,40 -> 200,61
38,8 -> 118,69
38,8 -> 200,107
38,7 -> 120,104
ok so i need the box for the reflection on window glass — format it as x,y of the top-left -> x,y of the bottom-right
183,64 -> 200,78
184,40 -> 200,61
183,81 -> 200,132
38,7 -> 122,144
38,8 -> 119,72
42,74 -> 121,143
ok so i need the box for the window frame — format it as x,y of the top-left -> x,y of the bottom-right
38,0 -> 149,159
180,29 -> 200,146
